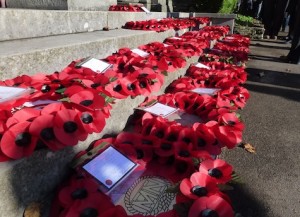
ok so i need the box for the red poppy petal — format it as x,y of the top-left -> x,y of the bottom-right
53,109 -> 86,146
188,197 -> 207,217
1,122 -> 37,159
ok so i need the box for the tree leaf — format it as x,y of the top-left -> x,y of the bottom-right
109,77 -> 118,82
218,184 -> 234,191
162,70 -> 168,76
24,202 -> 41,217
230,171 -> 243,184
238,142 -> 256,154
166,182 -> 180,193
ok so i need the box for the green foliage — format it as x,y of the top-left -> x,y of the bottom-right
219,0 -> 238,13
194,0 -> 238,13
236,14 -> 254,26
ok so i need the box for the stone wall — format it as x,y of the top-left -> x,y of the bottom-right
6,0 -> 117,10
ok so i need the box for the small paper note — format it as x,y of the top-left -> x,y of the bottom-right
81,58 -> 112,73
143,103 -> 178,117
191,88 -> 221,96
163,43 -> 170,47
131,48 -> 149,57
140,6 -> 151,14
225,36 -> 235,40
171,37 -> 182,40
23,100 -> 59,107
0,86 -> 31,103
83,146 -> 137,189
194,62 -> 211,70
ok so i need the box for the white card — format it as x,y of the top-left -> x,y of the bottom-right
143,102 -> 178,117
83,146 -> 137,189
0,86 -> 31,103
163,43 -> 170,47
81,58 -> 112,73
140,6 -> 151,14
194,62 -> 211,70
131,48 -> 149,57
23,100 -> 59,107
191,88 -> 221,96
171,37 -> 182,40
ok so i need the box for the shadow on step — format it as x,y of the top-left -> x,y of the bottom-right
246,67 -> 300,90
228,184 -> 274,217
10,147 -> 76,217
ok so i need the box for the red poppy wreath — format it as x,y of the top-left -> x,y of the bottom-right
132,92 -> 244,155
50,134 -> 236,217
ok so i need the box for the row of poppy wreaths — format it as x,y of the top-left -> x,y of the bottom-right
123,17 -> 211,32
109,5 -> 144,12
49,32 -> 250,217
0,25 -> 239,162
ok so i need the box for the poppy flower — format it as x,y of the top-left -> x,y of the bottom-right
104,79 -> 129,99
0,149 -> 12,162
177,127 -> 196,145
62,190 -> 114,217
214,126 -> 243,149
174,141 -> 194,162
53,109 -> 87,146
180,172 -> 218,200
164,125 -> 182,143
141,114 -> 171,139
193,123 -> 220,156
29,114 -> 66,151
6,108 -> 40,128
100,205 -> 129,217
41,102 -> 70,115
219,113 -> 244,131
188,195 -> 234,217
73,137 -> 114,161
58,177 -> 102,207
199,159 -> 232,184
115,132 -> 142,146
0,121 -> 37,159
70,90 -> 105,111
76,110 -> 106,134
155,140 -> 175,157
115,132 -> 155,162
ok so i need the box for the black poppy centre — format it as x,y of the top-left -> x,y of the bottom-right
208,168 -> 223,179
80,208 -> 98,217
81,113 -> 94,124
63,121 -> 78,133
191,185 -> 208,197
71,188 -> 88,200
201,209 -> 219,217
15,132 -> 32,147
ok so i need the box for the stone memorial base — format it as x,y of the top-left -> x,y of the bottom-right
6,0 -> 117,10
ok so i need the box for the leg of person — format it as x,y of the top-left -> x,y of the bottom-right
262,0 -> 274,38
271,0 -> 289,39
287,3 -> 300,64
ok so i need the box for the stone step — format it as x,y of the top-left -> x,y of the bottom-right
1,9 -> 185,41
6,0 -> 117,11
0,53 -> 200,217
0,28 -> 189,80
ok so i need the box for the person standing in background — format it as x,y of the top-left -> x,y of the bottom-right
0,0 -> 6,8
262,0 -> 289,39
253,0 -> 263,19
285,0 -> 298,42
285,1 -> 300,64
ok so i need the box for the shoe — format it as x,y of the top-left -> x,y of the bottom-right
279,55 -> 289,63
271,35 -> 277,40
264,35 -> 270,39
